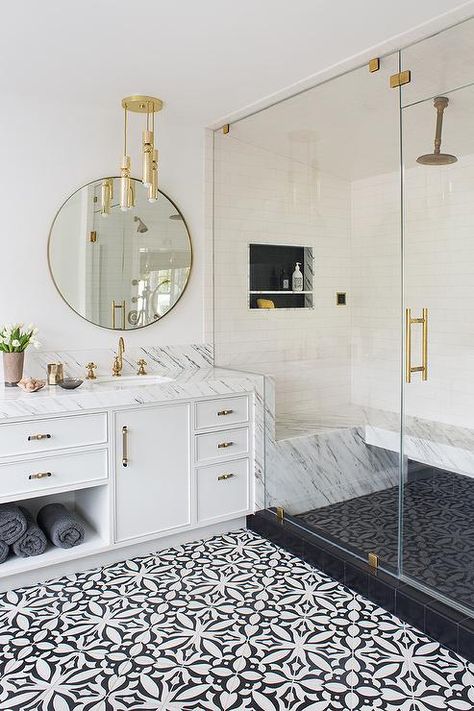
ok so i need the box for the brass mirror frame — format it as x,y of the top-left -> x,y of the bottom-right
47,177 -> 193,331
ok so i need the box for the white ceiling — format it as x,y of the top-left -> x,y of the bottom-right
225,14 -> 474,181
228,53 -> 401,181
1,0 -> 473,127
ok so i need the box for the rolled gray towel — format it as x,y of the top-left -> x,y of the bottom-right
0,504 -> 27,544
0,540 -> 9,564
12,507 -> 47,558
37,503 -> 85,549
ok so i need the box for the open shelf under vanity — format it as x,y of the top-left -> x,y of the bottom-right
0,484 -> 110,580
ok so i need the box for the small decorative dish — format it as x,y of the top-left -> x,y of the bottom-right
17,377 -> 46,393
57,378 -> 83,390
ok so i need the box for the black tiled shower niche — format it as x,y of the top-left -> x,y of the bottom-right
249,243 -> 313,309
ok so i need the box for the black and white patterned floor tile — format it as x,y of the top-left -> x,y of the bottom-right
0,529 -> 473,710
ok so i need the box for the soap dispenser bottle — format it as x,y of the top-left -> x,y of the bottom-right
292,262 -> 303,292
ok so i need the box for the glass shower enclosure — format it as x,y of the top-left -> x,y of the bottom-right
213,16 -> 474,615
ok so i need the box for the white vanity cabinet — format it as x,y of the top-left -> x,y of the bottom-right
114,403 -> 191,542
0,387 -> 256,590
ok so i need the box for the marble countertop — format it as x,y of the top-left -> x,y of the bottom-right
0,367 -> 264,420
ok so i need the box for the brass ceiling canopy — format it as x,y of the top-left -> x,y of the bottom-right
121,95 -> 164,114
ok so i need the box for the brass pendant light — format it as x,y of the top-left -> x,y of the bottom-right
118,95 -> 163,211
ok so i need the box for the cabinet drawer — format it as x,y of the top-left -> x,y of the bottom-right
197,459 -> 249,523
0,449 -> 108,500
195,396 -> 249,430
0,413 -> 107,458
196,427 -> 249,463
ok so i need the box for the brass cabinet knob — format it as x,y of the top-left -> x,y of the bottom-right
217,473 -> 235,481
217,409 -> 233,417
217,441 -> 234,449
27,433 -> 51,441
86,362 -> 97,380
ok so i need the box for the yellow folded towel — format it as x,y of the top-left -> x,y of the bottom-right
257,298 -> 275,309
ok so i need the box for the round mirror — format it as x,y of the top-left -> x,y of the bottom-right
48,178 -> 192,330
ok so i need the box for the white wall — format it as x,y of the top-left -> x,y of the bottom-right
0,100 -> 206,351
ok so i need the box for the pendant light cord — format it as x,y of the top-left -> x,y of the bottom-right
124,105 -> 128,156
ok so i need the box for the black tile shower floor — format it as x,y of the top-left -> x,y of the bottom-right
296,467 -> 474,610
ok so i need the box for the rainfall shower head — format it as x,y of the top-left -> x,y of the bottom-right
134,216 -> 148,233
417,96 -> 457,166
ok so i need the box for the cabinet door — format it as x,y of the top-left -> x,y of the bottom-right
115,403 -> 190,542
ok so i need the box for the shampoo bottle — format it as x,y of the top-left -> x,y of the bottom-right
292,262 -> 303,292
280,268 -> 290,290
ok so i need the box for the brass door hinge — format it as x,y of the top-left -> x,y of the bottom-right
390,70 -> 411,88
276,506 -> 284,521
89,230 -> 97,243
222,123 -> 230,134
368,552 -> 379,569
368,58 -> 380,73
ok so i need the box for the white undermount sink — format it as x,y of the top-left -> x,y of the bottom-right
96,374 -> 173,387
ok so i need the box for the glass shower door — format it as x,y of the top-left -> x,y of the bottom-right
401,80 -> 474,611
244,52 -> 404,572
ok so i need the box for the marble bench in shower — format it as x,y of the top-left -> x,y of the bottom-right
365,417 -> 474,479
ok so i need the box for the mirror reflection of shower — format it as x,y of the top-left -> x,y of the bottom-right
134,216 -> 148,233
417,96 -> 458,165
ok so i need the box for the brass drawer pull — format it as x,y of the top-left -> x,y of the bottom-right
29,471 -> 52,480
27,434 -> 52,441
217,441 -> 234,449
217,409 -> 233,416
122,425 -> 128,467
217,473 -> 235,481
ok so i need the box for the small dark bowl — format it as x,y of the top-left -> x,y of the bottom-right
57,378 -> 83,390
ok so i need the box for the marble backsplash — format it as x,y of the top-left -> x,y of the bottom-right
23,343 -> 214,381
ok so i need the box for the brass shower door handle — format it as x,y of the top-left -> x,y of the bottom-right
122,425 -> 129,467
405,308 -> 428,383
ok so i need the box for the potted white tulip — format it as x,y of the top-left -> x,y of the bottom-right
0,324 -> 40,386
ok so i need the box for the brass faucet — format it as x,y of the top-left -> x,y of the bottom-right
112,337 -> 125,376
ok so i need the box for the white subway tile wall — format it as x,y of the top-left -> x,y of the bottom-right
213,131 -> 474,438
352,157 -> 474,431
404,156 -> 474,430
350,170 -> 401,416
213,133 -> 352,422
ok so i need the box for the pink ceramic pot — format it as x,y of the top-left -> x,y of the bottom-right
3,352 -> 25,387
